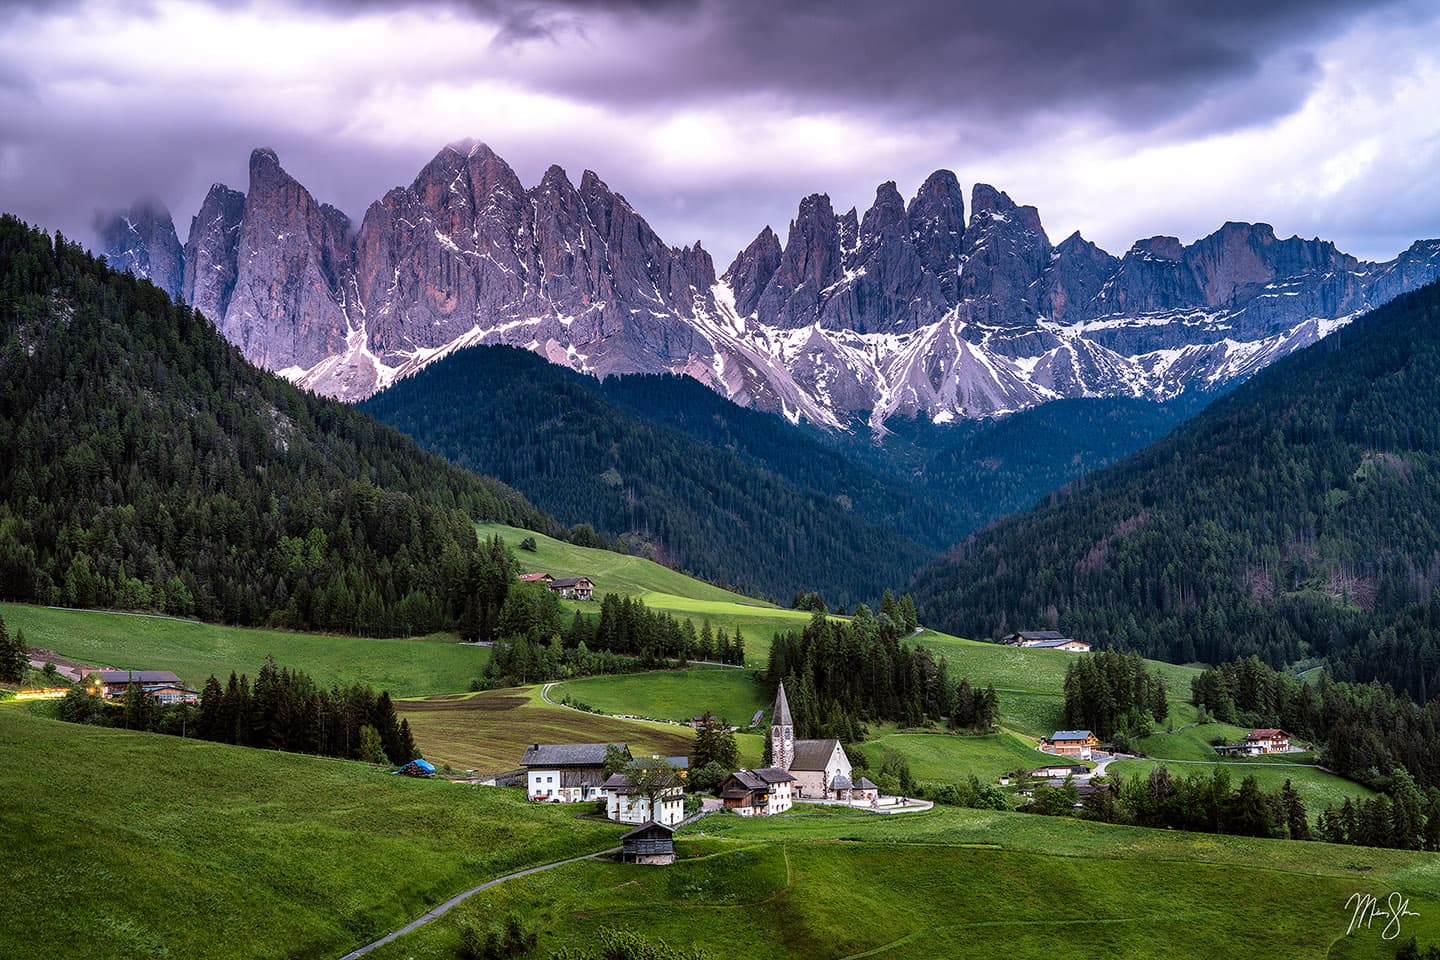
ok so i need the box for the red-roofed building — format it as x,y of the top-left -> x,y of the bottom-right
1243,728 -> 1292,754
518,572 -> 553,583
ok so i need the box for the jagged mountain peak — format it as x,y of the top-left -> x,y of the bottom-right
130,141 -> 1440,434
1130,235 -> 1185,259
96,196 -> 185,300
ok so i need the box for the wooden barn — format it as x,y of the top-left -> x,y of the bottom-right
621,821 -> 675,865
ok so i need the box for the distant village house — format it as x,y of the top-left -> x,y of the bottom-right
518,572 -> 554,584
721,768 -> 795,816
603,755 -> 688,827
520,742 -> 627,802
1003,631 -> 1092,652
97,670 -> 198,705
547,576 -> 595,601
1045,730 -> 1100,760
1216,728 -> 1295,756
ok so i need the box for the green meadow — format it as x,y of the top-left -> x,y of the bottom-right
551,666 -> 769,726
0,603 -> 483,697
0,709 -> 620,960
362,804 -> 1440,960
1133,721 -> 1255,760
855,729 -> 1055,783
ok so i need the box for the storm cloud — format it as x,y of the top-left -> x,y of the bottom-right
0,0 -> 1437,263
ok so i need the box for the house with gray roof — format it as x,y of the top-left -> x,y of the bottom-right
520,742 -> 628,803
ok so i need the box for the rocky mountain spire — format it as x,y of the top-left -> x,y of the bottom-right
118,142 -> 1440,431
96,198 -> 184,300
183,183 -> 246,324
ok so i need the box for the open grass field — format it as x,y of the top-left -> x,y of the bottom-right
551,666 -> 769,727
363,804 -> 1440,960
477,522 -> 772,605
396,685 -> 766,773
856,729 -> 1054,783
1134,721 -> 1255,760
1109,758 -> 1376,814
0,709 -> 621,960
0,603 -> 482,698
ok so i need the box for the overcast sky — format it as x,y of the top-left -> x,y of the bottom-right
1,0 -> 1438,263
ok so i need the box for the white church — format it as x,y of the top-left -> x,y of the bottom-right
769,682 -> 877,802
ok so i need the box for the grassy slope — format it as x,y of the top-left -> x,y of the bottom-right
395,685 -> 766,774
1110,758 -> 1375,813
0,710 -> 620,960
1,603 -> 484,697
479,522 -> 816,659
856,729 -> 1056,783
366,805 -> 1440,960
550,667 -> 768,728
1134,721 -> 1256,760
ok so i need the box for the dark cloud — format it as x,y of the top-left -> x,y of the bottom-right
0,0 -> 1436,266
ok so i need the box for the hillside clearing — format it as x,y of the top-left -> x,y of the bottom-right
1,603 -> 482,697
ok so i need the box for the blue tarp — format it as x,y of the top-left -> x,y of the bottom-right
392,758 -> 436,775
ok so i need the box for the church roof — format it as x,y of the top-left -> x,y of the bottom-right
772,683 -> 793,726
790,738 -> 842,771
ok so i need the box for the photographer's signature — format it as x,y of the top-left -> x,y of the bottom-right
1345,891 -> 1419,941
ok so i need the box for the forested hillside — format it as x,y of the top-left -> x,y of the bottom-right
361,346 -> 933,605
912,280 -> 1440,698
0,216 -> 551,635
838,394 -> 1211,536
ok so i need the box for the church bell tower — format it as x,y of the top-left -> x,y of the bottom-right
771,682 -> 794,770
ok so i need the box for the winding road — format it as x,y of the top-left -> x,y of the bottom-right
336,846 -> 620,960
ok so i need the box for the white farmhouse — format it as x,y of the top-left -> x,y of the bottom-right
520,742 -> 627,802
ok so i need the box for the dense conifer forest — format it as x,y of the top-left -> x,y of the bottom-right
766,603 -> 997,742
0,216 -> 552,635
912,280 -> 1440,698
360,345 -> 935,605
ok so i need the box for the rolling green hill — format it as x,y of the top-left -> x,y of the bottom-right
1,603 -> 485,697
912,279 -> 1440,699
0,709 -> 620,960
362,805 -> 1440,960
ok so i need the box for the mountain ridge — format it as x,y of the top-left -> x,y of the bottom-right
99,140 -> 1440,431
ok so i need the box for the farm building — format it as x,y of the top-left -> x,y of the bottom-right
721,768 -> 795,816
1045,730 -> 1100,759
828,774 -> 879,802
1002,631 -> 1091,652
520,742 -> 628,802
518,572 -> 553,584
621,821 -> 675,865
769,682 -> 855,798
602,772 -> 685,827
1029,763 -> 1090,779
1243,728 -> 1293,754
96,670 -> 198,705
547,576 -> 595,601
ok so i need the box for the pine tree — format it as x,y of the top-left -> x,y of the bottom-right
0,612 -> 27,683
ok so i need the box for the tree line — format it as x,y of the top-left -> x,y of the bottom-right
1061,649 -> 1169,743
58,656 -> 417,764
766,605 -> 997,743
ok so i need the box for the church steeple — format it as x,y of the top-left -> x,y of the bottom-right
771,682 -> 794,770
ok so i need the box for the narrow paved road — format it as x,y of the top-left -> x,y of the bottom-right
337,847 -> 619,960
